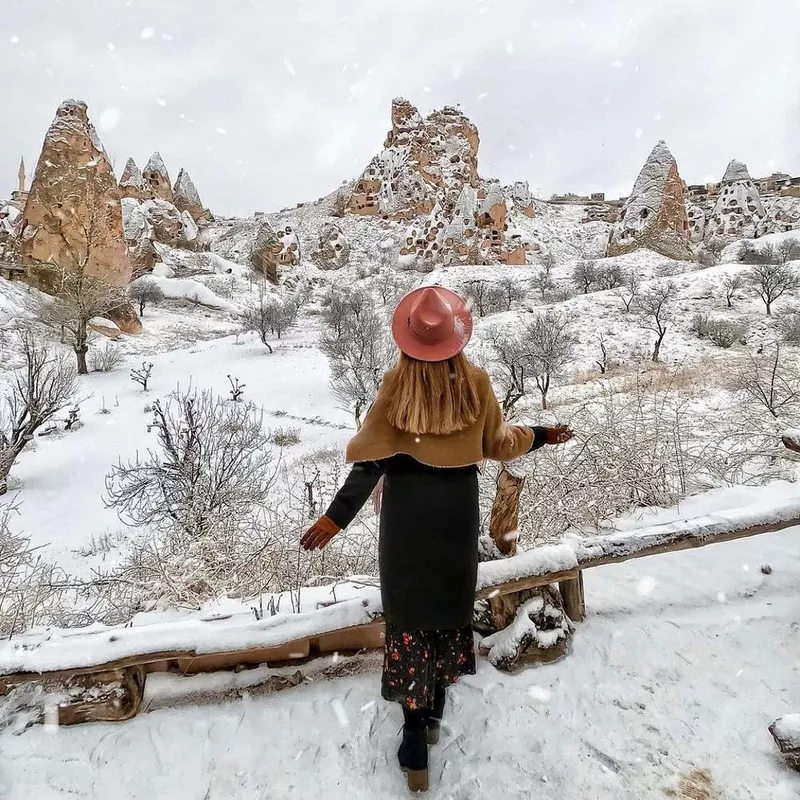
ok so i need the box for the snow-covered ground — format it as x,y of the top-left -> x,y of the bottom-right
2,521 -> 798,799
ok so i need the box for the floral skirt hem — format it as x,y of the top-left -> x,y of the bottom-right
380,622 -> 476,710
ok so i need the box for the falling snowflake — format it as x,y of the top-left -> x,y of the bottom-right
477,92 -> 488,101
716,591 -> 727,603
742,564 -> 750,572
215,127 -> 227,134
140,27 -> 155,40
120,84 -> 129,91
162,33 -> 174,41
735,669 -> 744,677
10,35 -> 19,44
527,685 -> 552,704
634,128 -> 643,139
505,41 -> 515,55
331,698 -> 349,728
423,86 -> 431,93
508,144 -> 516,151
43,705 -> 59,733
107,43 -> 116,52
98,107 -> 121,131
283,58 -> 296,76
611,60 -> 623,68
360,701 -> 376,712
653,112 -> 662,121
636,576 -> 656,595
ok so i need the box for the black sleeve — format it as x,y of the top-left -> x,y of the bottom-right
527,426 -> 548,453
324,461 -> 386,529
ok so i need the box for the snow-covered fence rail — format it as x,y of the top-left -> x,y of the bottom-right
2,497 -> 799,726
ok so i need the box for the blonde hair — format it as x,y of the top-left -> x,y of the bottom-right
385,351 -> 481,436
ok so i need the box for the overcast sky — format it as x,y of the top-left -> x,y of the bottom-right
3,0 -> 800,217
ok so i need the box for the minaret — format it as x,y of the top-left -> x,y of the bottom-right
18,157 -> 26,194
11,156 -> 29,210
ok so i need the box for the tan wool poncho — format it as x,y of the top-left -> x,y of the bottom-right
345,366 -> 533,468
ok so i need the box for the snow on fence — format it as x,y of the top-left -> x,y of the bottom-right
2,496 -> 800,726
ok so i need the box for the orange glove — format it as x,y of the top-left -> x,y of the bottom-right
544,425 -> 574,445
301,515 -> 341,551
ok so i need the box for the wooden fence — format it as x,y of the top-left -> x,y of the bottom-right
2,490 -> 798,727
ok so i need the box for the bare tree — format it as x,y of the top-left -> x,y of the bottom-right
105,388 -> 275,539
747,263 -> 800,316
128,279 -> 165,317
636,282 -> 678,362
596,264 -> 624,290
776,238 -> 800,265
463,280 -> 505,317
721,273 -> 745,308
614,269 -> 641,313
497,275 -> 525,311
241,290 -> 299,353
321,286 -> 370,335
320,304 -> 395,428
539,251 -> 556,277
523,310 -> 578,410
572,260 -> 598,294
741,242 -> 779,265
482,326 -> 529,417
0,329 -> 78,495
733,344 -> 799,418
595,335 -> 609,374
531,268 -> 556,301
699,236 -> 727,267
36,266 -> 126,374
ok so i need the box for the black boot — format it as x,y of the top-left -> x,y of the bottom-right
398,706 -> 428,793
426,685 -> 446,745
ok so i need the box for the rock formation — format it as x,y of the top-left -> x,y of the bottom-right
20,99 -> 135,296
687,203 -> 706,243
173,168 -> 207,222
348,98 -> 533,268
759,196 -> 800,236
140,199 -> 183,246
606,140 -> 692,260
143,152 -> 173,202
707,160 -> 765,240
311,222 -> 350,269
119,158 -> 148,201
250,220 -> 300,282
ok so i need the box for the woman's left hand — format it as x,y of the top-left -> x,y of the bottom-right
544,425 -> 574,445
301,515 -> 341,551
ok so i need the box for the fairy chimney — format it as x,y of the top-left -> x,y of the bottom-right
119,157 -> 148,201
606,141 -> 692,260
172,168 -> 206,222
707,160 -> 765,240
143,151 -> 173,202
20,99 -> 135,296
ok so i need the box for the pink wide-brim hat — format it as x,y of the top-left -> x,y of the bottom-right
391,286 -> 473,362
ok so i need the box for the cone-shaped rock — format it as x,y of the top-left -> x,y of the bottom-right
607,140 -> 692,260
120,157 -> 148,201
173,168 -> 206,221
143,151 -> 173,202
708,159 -> 764,240
20,99 -> 134,294
721,159 -> 751,184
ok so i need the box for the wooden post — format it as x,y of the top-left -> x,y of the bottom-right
489,465 -> 525,556
559,571 -> 585,622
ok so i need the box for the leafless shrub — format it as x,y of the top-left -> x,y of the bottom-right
747,263 -> 800,316
105,388 -> 275,539
636,281 -> 678,362
90,342 -> 125,373
732,343 -> 800,418
699,236 -> 727,267
0,504 -> 64,638
130,362 -> 154,392
320,302 -> 395,428
691,312 -> 710,339
721,273 -> 745,308
531,268 -> 556,301
320,286 -> 370,335
1,329 -> 78,495
227,375 -> 245,402
705,319 -> 746,349
128,278 -> 165,317
779,309 -> 800,345
269,426 -> 301,447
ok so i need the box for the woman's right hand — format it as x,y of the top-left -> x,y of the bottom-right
301,515 -> 341,551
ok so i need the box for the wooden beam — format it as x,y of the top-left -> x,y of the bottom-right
476,569 -> 579,600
